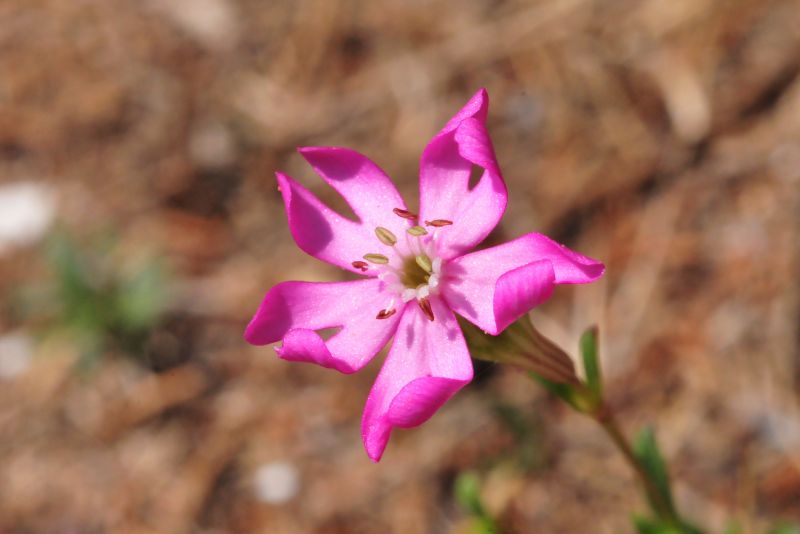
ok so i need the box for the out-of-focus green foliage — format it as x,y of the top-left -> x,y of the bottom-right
766,524 -> 800,534
633,515 -> 692,534
34,228 -> 168,369
454,471 -> 501,534
491,402 -> 546,472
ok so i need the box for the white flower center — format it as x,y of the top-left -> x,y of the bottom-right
352,209 -> 452,322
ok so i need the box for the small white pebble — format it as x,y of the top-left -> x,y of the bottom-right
0,333 -> 33,379
0,182 -> 55,254
189,121 -> 236,169
253,461 -> 300,504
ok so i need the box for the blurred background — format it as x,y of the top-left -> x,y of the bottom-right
1,0 -> 799,532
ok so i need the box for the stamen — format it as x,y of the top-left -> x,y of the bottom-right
376,309 -> 396,320
374,227 -> 397,246
415,254 -> 433,273
351,260 -> 369,272
363,253 -> 389,264
425,219 -> 453,227
393,207 -> 418,220
407,225 -> 428,236
418,297 -> 434,321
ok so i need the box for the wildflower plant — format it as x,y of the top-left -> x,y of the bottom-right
246,89 -> 700,530
245,89 -> 602,460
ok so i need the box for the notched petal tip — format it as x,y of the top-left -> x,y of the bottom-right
275,328 -> 359,374
245,279 -> 402,374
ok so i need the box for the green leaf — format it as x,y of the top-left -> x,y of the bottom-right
633,427 -> 676,519
580,326 -> 602,397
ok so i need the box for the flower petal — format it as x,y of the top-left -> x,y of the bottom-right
444,233 -> 605,335
298,147 -> 409,237
361,298 -> 473,461
276,172 -> 375,273
418,89 -> 507,259
245,278 -> 402,373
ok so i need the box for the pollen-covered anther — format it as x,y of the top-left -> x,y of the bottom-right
376,308 -> 396,320
415,254 -> 433,273
417,297 -> 434,321
363,253 -> 390,265
393,207 -> 418,220
425,219 -> 453,227
375,227 -> 397,246
351,260 -> 369,272
407,225 -> 428,236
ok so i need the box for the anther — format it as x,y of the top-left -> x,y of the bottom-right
374,226 -> 397,246
363,253 -> 390,264
418,298 -> 434,321
351,260 -> 369,272
415,254 -> 433,273
425,219 -> 453,227
393,207 -> 418,220
376,308 -> 397,320
407,225 -> 428,236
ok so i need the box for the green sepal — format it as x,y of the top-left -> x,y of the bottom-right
530,373 -> 581,409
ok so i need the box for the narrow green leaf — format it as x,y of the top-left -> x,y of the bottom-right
580,325 -> 602,397
633,427 -> 676,518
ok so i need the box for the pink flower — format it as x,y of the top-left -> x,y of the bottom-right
245,89 -> 604,461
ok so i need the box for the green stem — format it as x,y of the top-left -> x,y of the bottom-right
594,408 -> 679,524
